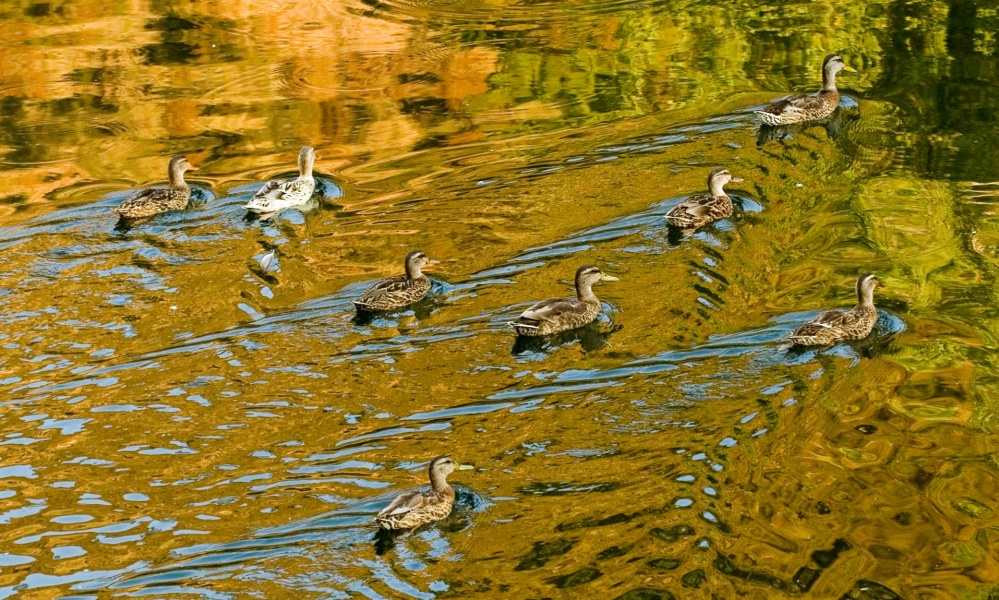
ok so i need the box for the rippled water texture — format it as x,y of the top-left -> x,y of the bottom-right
2,0 -> 999,598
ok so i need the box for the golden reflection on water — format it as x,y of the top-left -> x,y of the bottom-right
2,0 -> 999,598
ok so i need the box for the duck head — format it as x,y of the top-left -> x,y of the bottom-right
168,155 -> 197,186
822,54 -> 853,90
404,250 -> 438,279
428,455 -> 473,489
575,264 -> 618,299
856,272 -> 884,307
708,167 -> 743,196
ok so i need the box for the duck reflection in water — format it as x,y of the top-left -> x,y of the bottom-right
351,293 -> 441,326
242,196 -> 320,224
512,319 -> 622,355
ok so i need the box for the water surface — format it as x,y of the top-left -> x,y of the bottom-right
1,0 -> 999,598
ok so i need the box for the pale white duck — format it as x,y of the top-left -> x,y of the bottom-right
243,146 -> 317,216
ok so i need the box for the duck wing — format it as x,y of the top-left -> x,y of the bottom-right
254,179 -> 285,200
517,296 -> 586,323
666,193 -> 722,227
244,177 -> 316,212
355,275 -> 412,305
759,92 -> 826,117
377,489 -> 428,520
283,178 -> 315,198
789,309 -> 851,339
113,187 -> 167,218
243,179 -> 288,211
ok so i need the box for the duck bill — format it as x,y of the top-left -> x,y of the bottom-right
730,177 -> 744,183
457,464 -> 475,471
423,259 -> 440,270
187,165 -> 199,171
877,283 -> 886,289
841,65 -> 857,73
600,274 -> 619,282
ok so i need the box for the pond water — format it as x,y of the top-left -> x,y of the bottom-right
1,0 -> 999,598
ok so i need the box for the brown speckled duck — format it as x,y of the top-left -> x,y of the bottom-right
375,456 -> 473,531
113,155 -> 197,219
665,167 -> 744,229
756,54 -> 852,126
510,265 -> 618,336
789,273 -> 884,346
354,251 -> 437,312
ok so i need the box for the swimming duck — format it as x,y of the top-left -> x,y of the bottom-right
510,265 -> 618,336
789,273 -> 884,346
113,155 -> 197,219
665,167 -> 744,229
243,146 -> 316,215
376,455 -> 473,531
354,250 -> 437,312
756,54 -> 852,126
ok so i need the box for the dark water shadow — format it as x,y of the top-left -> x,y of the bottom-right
372,527 -> 405,556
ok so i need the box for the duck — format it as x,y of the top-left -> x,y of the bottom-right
243,146 -> 316,215
788,273 -> 884,346
510,264 -> 618,336
375,455 -> 473,531
665,167 -> 744,229
756,54 -> 852,126
113,155 -> 197,219
354,250 -> 437,312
